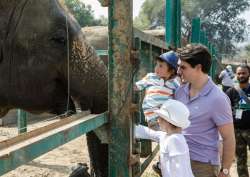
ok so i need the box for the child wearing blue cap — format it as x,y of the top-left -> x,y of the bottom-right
135,50 -> 180,174
135,50 -> 180,130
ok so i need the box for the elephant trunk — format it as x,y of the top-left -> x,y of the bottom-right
65,31 -> 108,114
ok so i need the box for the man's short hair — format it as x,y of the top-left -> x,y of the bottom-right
237,64 -> 250,74
177,44 -> 211,73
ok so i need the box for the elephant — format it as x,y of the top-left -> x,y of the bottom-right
82,26 -> 190,54
82,26 -> 166,58
0,0 -> 108,177
81,26 -> 109,66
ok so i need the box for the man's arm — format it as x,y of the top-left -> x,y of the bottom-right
226,88 -> 239,120
218,123 -> 235,176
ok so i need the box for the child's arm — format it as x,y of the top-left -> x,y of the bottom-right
135,79 -> 147,91
135,73 -> 155,91
134,125 -> 161,142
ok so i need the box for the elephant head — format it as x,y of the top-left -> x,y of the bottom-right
0,0 -> 108,116
0,1 -> 108,177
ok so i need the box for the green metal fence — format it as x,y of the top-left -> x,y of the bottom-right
0,112 -> 108,176
191,17 -> 221,80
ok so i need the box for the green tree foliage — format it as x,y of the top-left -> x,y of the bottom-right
134,0 -> 250,55
184,0 -> 250,56
64,0 -> 107,26
134,0 -> 164,29
245,44 -> 250,56
98,15 -> 108,26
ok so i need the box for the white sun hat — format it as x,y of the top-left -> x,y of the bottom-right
154,99 -> 190,129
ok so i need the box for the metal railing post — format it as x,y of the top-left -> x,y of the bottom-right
108,0 -> 134,176
17,109 -> 27,134
191,17 -> 201,43
165,0 -> 181,48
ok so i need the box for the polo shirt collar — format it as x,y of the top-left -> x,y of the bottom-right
183,77 -> 214,97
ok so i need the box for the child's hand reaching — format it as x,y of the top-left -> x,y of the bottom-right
148,119 -> 160,131
134,85 -> 139,91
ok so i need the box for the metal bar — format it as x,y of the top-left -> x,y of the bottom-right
199,30 -> 205,45
17,109 -> 27,134
131,38 -> 163,174
140,145 -> 159,175
108,0 -> 133,176
165,0 -> 179,48
0,112 -> 108,176
134,28 -> 169,50
0,111 -> 89,150
176,0 -> 181,47
209,43 -> 214,77
204,35 -> 208,47
210,44 -> 220,80
131,37 -> 142,176
96,49 -> 108,56
138,42 -> 152,157
191,18 -> 201,43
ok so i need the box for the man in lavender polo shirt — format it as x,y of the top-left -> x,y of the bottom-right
176,44 -> 235,177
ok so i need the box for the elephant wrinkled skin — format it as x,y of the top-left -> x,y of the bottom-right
0,0 -> 108,177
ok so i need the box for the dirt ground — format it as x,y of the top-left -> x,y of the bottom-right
2,136 -> 89,177
0,116 -> 248,177
0,115 -> 90,177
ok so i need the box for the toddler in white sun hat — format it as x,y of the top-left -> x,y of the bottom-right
135,99 -> 194,177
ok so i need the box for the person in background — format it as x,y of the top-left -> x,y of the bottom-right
219,65 -> 235,92
135,51 -> 179,130
135,99 -> 194,177
176,44 -> 235,177
226,65 -> 250,177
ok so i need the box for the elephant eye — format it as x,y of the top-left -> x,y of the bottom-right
51,36 -> 65,44
50,30 -> 66,45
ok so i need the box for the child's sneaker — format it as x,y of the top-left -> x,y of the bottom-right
152,161 -> 162,176
69,163 -> 90,177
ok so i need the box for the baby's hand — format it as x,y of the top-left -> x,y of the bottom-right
134,85 -> 139,91
148,119 -> 159,130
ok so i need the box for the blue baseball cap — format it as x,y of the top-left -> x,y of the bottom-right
158,51 -> 179,70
